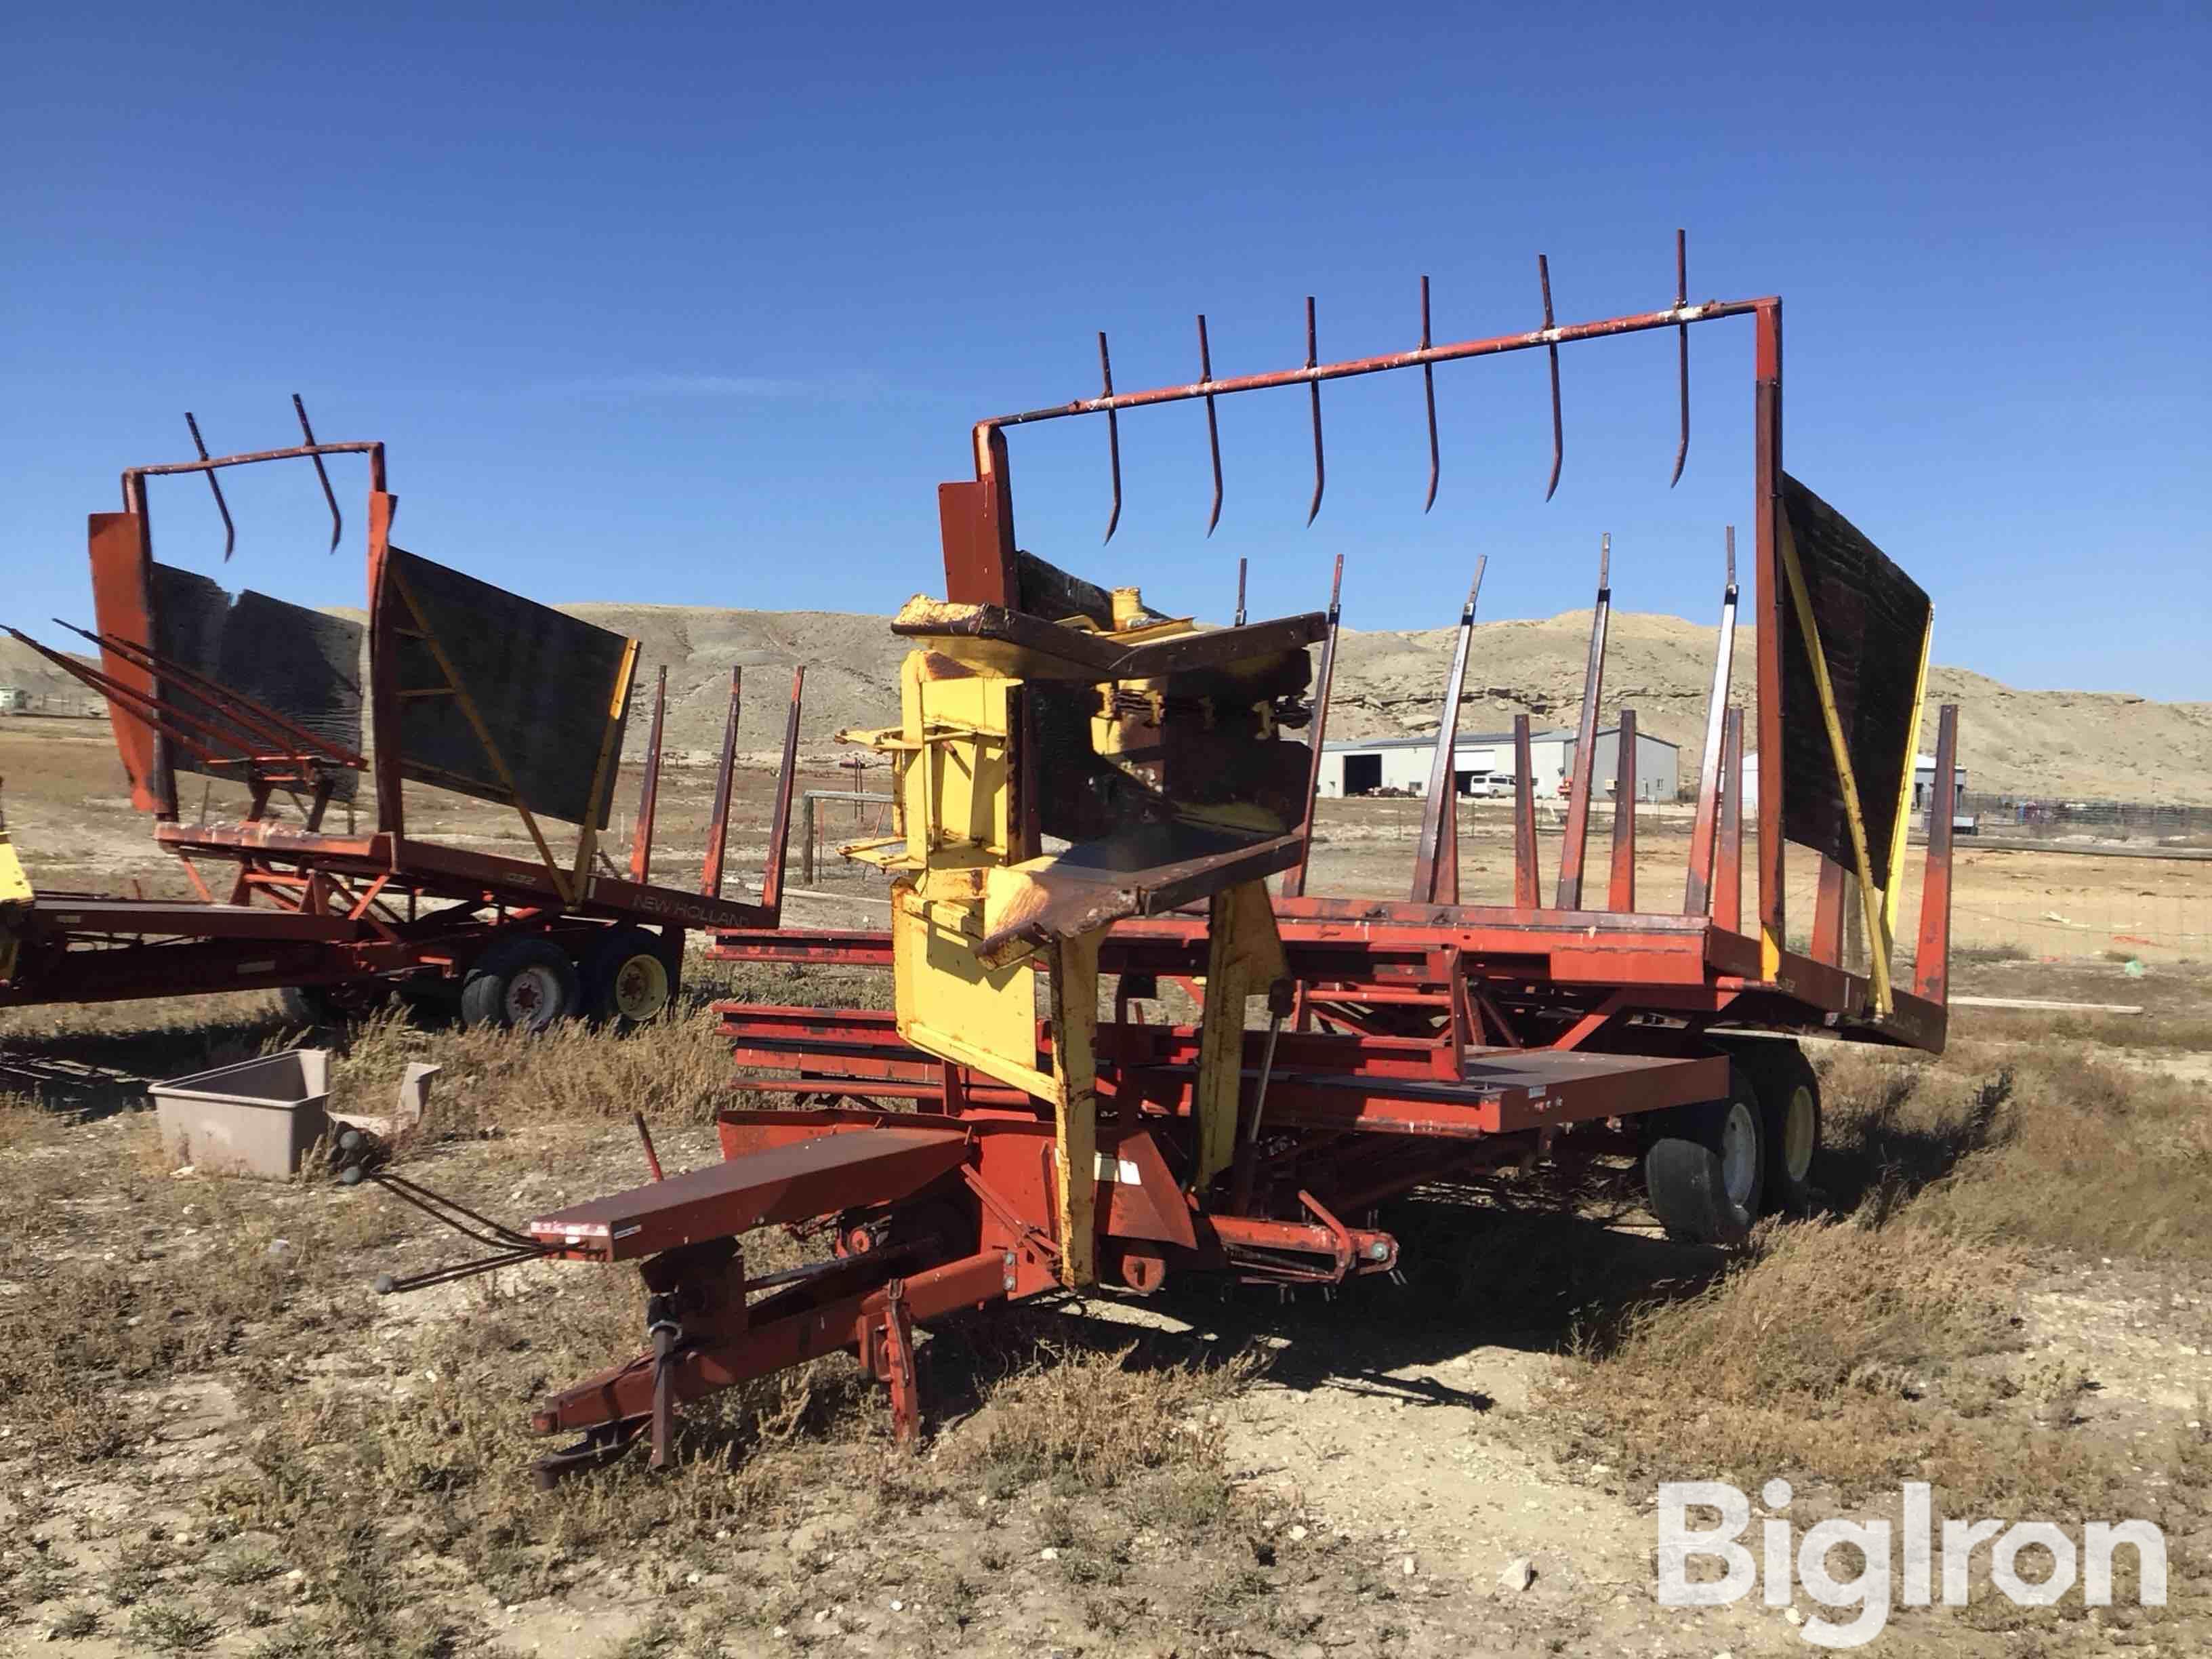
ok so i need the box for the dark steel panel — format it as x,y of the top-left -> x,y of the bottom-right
1777,474 -> 1933,876
382,549 -> 632,827
146,567 -> 363,800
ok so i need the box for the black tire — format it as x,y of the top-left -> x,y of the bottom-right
582,926 -> 679,1025
458,937 -> 580,1033
1642,1065 -> 1765,1244
1729,1040 -> 1822,1216
278,981 -> 390,1028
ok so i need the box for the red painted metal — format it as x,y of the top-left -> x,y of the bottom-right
1914,704 -> 1961,1004
1607,708 -> 1637,912
1716,706 -> 1744,935
87,511 -> 167,816
7,433 -> 811,1016
1511,718 -> 1540,907
1410,560 -> 1484,905
758,666 -> 804,918
628,666 -> 667,884
375,272 -> 1957,1487
1682,527 -> 1738,915
701,666 -> 741,898
1753,300 -> 1786,966
1555,537 -> 1610,908
1811,854 -> 1848,967
1280,554 -> 1343,901
528,1127 -> 970,1262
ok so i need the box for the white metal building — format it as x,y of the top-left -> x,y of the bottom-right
1318,726 -> 1678,801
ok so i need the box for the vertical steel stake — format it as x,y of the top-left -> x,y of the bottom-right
183,412 -> 237,560
1198,314 -> 1225,535
1098,332 -> 1122,543
1304,296 -> 1325,525
292,394 -> 344,551
1538,255 -> 1563,501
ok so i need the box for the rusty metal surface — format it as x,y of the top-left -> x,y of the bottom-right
1410,560 -> 1486,905
972,234 -> 1763,535
629,666 -> 667,883
1553,536 -> 1611,909
1682,527 -> 1738,914
1754,300 -> 1786,967
528,1127 -> 970,1262
892,598 -> 1324,685
1914,705 -> 1961,1004
979,827 -> 1306,957
1280,555 -> 1343,901
701,668 -> 741,897
1607,708 -> 1638,912
1511,718 -> 1540,907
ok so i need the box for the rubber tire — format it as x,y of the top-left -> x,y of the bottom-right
583,926 -> 678,1026
1729,1040 -> 1822,1216
1643,1065 -> 1765,1244
458,937 -> 581,1033
278,981 -> 389,1028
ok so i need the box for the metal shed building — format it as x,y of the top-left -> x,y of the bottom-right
1319,726 -> 1678,801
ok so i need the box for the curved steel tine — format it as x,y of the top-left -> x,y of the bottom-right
293,393 -> 344,552
1197,314 -> 1224,537
1420,275 -> 1440,512
1670,229 -> 1689,488
1234,556 -> 1248,628
1305,296 -> 1324,525
1098,331 -> 1122,544
1538,255 -> 1563,501
183,412 -> 236,560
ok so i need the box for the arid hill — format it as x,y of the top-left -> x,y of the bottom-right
561,602 -> 2212,805
8,609 -> 2207,803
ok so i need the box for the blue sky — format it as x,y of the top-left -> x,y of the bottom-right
4,3 -> 2207,697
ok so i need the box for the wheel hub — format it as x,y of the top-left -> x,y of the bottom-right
612,954 -> 670,1021
506,965 -> 562,1029
1721,1099 -> 1759,1209
1782,1084 -> 1816,1183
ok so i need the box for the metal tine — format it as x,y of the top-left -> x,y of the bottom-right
1538,255 -> 1563,501
293,393 -> 344,551
1198,314 -> 1225,536
1234,557 -> 1248,628
1098,331 -> 1122,543
1420,275 -> 1440,512
1304,296 -> 1324,525
1670,230 -> 1689,487
183,412 -> 237,560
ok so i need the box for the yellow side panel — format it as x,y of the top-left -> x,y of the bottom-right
0,832 -> 29,982
896,653 -> 1015,865
0,834 -> 30,906
891,881 -> 1052,1100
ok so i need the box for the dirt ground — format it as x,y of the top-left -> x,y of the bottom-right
4,713 -> 2204,962
2,719 -> 2209,1658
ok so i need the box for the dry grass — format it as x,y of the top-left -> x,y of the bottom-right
1818,1040 -> 2212,1260
1559,1029 -> 2212,1637
2,962 -> 2205,1649
956,1333 -> 1263,1498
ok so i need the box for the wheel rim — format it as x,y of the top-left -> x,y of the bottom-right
1782,1084 -> 1816,1183
611,953 -> 670,1021
504,964 -> 565,1030
1721,1099 -> 1759,1210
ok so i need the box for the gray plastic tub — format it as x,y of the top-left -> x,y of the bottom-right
150,1049 -> 331,1178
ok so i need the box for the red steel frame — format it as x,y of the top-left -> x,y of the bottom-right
2,440 -> 807,1011
455,276 -> 1965,1483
